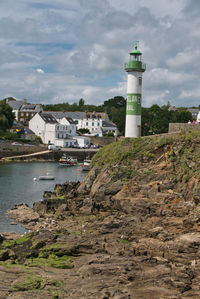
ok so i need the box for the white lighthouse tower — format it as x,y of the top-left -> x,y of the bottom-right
125,42 -> 146,138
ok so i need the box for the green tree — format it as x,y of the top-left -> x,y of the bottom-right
79,98 -> 85,107
176,110 -> 193,123
78,128 -> 90,134
0,100 -> 15,131
141,104 -> 193,136
103,96 -> 126,135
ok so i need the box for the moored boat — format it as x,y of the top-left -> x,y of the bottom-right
39,175 -> 55,180
59,155 -> 78,166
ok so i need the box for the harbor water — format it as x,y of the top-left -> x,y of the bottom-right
0,162 -> 86,233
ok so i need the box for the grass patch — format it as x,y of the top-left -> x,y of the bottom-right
119,239 -> 130,244
92,137 -> 154,168
12,273 -> 63,292
15,233 -> 33,245
1,233 -> 33,249
25,254 -> 74,269
1,240 -> 16,249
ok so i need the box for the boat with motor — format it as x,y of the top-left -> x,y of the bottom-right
59,154 -> 78,166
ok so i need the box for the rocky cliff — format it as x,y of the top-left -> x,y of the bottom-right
1,130 -> 200,298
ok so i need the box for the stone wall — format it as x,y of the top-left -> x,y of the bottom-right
0,144 -> 47,159
169,123 -> 200,133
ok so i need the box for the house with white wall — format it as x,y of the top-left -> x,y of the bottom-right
29,112 -> 90,148
77,112 -> 117,136
44,110 -> 117,136
56,117 -> 77,136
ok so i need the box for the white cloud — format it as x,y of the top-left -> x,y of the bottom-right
0,0 -> 199,108
36,68 -> 44,74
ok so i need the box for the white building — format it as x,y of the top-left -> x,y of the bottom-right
77,112 -> 117,136
56,117 -> 77,136
29,112 -> 90,148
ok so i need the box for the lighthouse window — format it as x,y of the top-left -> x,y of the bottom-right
139,77 -> 142,86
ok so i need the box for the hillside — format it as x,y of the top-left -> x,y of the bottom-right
1,131 -> 200,298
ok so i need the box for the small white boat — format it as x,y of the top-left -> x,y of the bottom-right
39,175 -> 55,180
59,155 -> 78,166
82,159 -> 91,171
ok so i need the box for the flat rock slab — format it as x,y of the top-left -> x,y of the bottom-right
6,204 -> 39,224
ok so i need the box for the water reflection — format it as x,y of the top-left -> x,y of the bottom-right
0,162 -> 86,233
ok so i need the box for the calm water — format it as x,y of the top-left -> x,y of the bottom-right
0,162 -> 86,233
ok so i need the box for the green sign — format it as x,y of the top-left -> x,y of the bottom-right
126,93 -> 141,115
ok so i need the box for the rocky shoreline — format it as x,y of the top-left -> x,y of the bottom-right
1,133 -> 200,298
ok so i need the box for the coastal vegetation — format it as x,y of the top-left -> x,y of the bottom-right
0,99 -> 15,132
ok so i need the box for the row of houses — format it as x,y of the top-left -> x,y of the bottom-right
7,99 -> 118,148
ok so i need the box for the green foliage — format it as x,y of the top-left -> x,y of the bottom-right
25,255 -> 74,269
168,150 -> 177,162
0,132 -> 19,140
0,100 -> 15,131
35,135 -> 43,143
103,96 -> 126,135
106,132 -> 114,137
13,275 -> 43,291
78,128 -> 90,134
142,105 -> 193,136
92,137 -> 153,168
42,101 -> 104,113
1,239 -> 16,249
15,233 -> 33,245
1,233 -> 32,249
12,274 -> 63,292
182,174 -> 189,183
79,98 -> 85,108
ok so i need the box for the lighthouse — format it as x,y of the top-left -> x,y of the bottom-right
125,42 -> 146,138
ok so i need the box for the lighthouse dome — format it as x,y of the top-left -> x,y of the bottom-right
130,45 -> 142,56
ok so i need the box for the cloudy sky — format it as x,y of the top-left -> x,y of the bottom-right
0,0 -> 199,107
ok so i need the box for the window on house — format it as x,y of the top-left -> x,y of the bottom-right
92,122 -> 94,126
86,122 -> 88,126
97,122 -> 100,126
